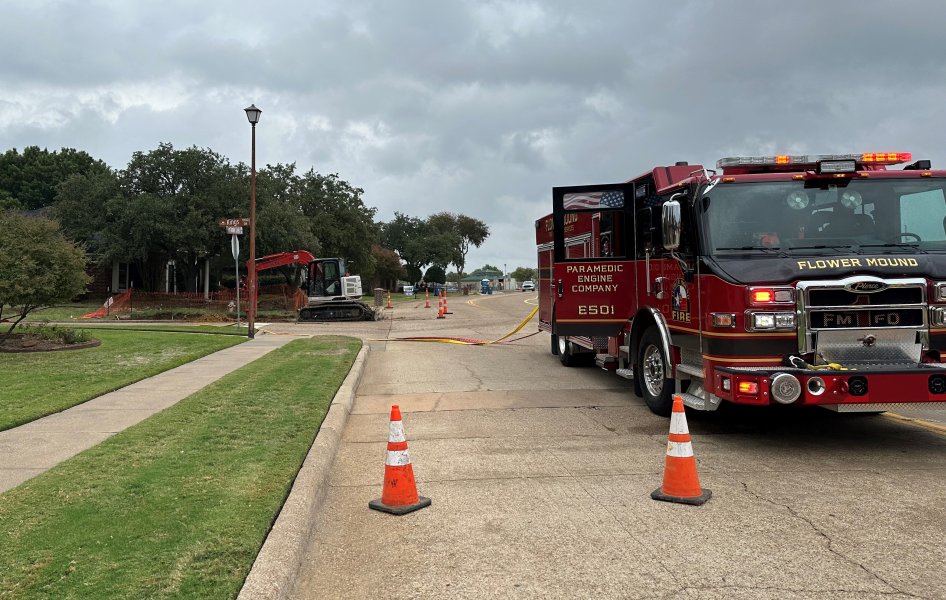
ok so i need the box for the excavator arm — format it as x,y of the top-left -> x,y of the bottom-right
247,250 -> 316,274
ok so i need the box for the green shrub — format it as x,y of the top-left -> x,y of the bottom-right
20,323 -> 90,344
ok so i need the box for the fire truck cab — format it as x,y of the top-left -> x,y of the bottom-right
537,152 -> 946,416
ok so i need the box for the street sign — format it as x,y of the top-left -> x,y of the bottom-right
226,226 -> 244,235
218,217 -> 250,228
231,233 -> 240,261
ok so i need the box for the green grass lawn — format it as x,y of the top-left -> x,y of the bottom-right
20,303 -> 103,321
0,335 -> 360,599
0,329 -> 245,431
62,323 -> 250,336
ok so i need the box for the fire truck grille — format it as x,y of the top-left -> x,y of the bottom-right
799,278 -> 927,365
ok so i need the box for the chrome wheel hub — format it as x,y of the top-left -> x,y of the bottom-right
642,344 -> 664,396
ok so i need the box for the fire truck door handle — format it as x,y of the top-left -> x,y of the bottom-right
645,248 -> 651,295
557,279 -> 564,298
654,276 -> 667,300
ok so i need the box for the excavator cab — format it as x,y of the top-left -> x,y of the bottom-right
308,258 -> 345,299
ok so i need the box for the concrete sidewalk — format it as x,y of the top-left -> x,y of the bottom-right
0,333 -> 299,494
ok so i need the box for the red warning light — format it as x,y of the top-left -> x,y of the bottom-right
738,381 -> 759,394
751,289 -> 774,303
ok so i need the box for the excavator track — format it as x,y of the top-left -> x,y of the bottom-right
298,301 -> 376,322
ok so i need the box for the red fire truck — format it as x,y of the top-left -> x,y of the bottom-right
537,152 -> 946,416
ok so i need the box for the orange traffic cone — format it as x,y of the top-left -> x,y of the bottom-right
425,289 -> 431,308
437,295 -> 445,319
369,405 -> 431,515
651,395 -> 711,505
442,289 -> 450,314
386,291 -> 393,309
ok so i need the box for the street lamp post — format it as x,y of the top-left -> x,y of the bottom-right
244,104 -> 262,339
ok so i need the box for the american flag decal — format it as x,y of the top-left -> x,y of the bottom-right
563,190 -> 624,210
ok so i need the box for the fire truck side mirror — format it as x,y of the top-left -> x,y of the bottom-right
662,197 -> 682,250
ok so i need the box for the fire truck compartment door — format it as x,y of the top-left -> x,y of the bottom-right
553,260 -> 635,336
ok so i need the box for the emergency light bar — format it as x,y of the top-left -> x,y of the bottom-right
717,152 -> 912,170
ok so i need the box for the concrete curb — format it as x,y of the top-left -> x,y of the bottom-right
237,344 -> 369,600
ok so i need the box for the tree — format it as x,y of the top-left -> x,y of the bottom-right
372,244 -> 406,290
0,146 -> 111,211
381,212 -> 433,284
297,170 -> 379,281
251,163 -> 320,287
427,212 -> 490,287
424,265 -> 446,284
474,264 -> 502,274
0,212 -> 91,335
53,169 -> 123,260
115,143 -> 244,291
511,267 -> 537,282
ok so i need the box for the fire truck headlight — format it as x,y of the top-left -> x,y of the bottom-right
753,313 -> 776,329
748,311 -> 796,331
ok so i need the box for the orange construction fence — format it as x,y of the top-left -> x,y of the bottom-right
81,285 -> 308,319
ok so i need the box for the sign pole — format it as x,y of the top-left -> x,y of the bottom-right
231,231 -> 241,328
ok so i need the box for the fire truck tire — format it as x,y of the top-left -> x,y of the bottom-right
636,327 -> 673,416
551,333 -> 560,355
558,337 -> 579,367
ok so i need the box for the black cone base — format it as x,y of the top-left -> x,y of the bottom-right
368,496 -> 432,515
651,487 -> 712,506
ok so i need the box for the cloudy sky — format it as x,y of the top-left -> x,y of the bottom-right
3,0 -> 945,273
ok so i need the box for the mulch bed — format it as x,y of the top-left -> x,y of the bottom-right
0,334 -> 101,353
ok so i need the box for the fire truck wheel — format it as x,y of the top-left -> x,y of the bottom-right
558,336 -> 578,367
551,333 -> 560,355
636,328 -> 673,416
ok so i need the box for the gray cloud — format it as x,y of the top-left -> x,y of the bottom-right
2,0 -> 945,272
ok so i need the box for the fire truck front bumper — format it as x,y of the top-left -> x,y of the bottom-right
712,364 -> 946,411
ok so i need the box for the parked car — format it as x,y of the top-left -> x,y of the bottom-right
521,281 -> 535,292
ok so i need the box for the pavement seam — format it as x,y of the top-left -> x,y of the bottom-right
737,479 -> 921,598
237,344 -> 369,600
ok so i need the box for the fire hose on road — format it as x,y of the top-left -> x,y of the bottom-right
374,306 -> 539,346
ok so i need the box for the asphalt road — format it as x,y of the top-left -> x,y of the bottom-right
270,293 -> 946,600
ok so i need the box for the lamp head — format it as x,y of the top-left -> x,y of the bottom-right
244,104 -> 262,125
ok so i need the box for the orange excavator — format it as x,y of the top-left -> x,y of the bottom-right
249,251 -> 379,321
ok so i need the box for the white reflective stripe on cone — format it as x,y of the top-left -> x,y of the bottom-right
666,440 -> 694,458
386,449 -> 412,466
669,411 -> 689,435
389,420 -> 406,443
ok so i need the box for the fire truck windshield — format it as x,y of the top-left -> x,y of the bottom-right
700,178 -> 946,256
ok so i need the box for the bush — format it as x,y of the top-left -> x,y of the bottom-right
20,324 -> 90,345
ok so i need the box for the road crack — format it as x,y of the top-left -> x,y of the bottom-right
739,480 -> 925,599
